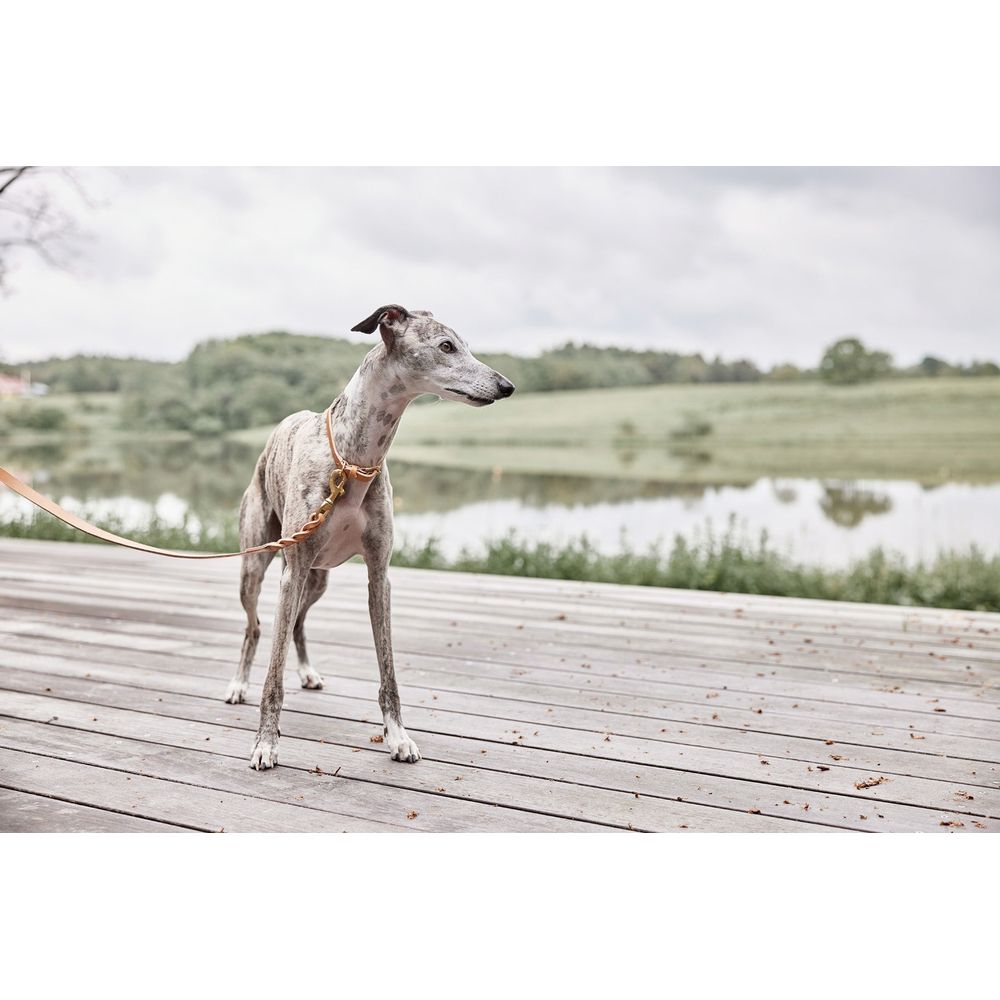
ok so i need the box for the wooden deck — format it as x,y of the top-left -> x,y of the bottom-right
0,537 -> 997,832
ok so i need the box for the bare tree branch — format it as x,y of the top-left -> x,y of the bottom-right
0,166 -> 90,293
0,166 -> 36,198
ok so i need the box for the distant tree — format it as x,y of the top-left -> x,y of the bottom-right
766,363 -> 805,382
961,360 -> 1000,377
3,403 -> 68,431
917,355 -> 952,377
819,337 -> 893,385
674,354 -> 710,383
0,166 -> 89,292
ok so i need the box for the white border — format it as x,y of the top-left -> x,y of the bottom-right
2,834 -> 996,995
4,1 -> 1000,164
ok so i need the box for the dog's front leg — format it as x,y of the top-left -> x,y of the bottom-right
364,518 -> 420,764
250,560 -> 307,770
368,566 -> 420,763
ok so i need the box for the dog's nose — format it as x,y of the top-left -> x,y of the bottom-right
496,377 -> 515,398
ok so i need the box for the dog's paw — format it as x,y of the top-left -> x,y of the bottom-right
224,679 -> 248,704
298,666 -> 324,690
250,738 -> 279,770
388,732 -> 421,764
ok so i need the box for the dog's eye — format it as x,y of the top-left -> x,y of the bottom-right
440,341 -> 455,354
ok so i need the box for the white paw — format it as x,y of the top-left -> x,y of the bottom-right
387,730 -> 421,764
224,679 -> 248,704
298,666 -> 324,690
250,738 -> 278,770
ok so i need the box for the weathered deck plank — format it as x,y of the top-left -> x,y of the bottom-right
0,538 -> 997,832
0,786 -> 186,832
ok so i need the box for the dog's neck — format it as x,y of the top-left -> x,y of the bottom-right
331,347 -> 417,468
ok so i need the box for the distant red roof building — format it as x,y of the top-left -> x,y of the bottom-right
0,373 -> 48,397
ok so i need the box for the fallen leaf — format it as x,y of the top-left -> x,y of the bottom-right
370,734 -> 384,743
855,776 -> 888,790
406,811 -> 419,820
940,820 -> 964,828
909,733 -> 925,740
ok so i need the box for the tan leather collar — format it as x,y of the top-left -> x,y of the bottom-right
325,403 -> 381,483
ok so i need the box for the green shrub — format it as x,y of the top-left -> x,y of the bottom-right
393,529 -> 1000,612
670,412 -> 713,439
1,404 -> 69,431
3,512 -> 998,612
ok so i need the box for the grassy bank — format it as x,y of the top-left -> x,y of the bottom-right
0,511 -> 243,553
3,512 -> 998,612
391,376 -> 1000,484
11,376 -> 1000,485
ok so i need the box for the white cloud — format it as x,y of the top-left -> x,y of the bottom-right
1,166 -> 997,367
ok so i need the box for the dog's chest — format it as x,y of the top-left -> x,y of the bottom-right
312,502 -> 367,569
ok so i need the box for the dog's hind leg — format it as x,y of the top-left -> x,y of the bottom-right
293,568 -> 328,690
224,487 -> 279,704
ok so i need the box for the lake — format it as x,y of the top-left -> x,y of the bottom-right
1,437 -> 998,567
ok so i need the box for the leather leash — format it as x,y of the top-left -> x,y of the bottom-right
0,404 -> 379,560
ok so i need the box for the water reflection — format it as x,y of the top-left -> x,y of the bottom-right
819,483 -> 893,527
3,437 -> 998,567
772,483 -> 798,505
6,438 -> 714,514
3,438 -> 260,520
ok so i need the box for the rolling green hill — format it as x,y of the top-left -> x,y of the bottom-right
390,376 -> 1000,484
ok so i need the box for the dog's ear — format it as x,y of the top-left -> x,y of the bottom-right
351,305 -> 410,352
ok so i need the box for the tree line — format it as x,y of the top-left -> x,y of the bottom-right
2,332 -> 997,435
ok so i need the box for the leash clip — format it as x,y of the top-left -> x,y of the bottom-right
329,467 -> 348,502
311,467 -> 348,523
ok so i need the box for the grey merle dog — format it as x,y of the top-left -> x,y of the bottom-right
223,305 -> 515,769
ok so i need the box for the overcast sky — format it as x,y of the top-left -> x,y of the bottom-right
1,166 -> 998,367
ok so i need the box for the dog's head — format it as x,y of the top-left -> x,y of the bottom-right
351,305 -> 515,406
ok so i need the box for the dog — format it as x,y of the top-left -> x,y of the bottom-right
223,305 -> 515,769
